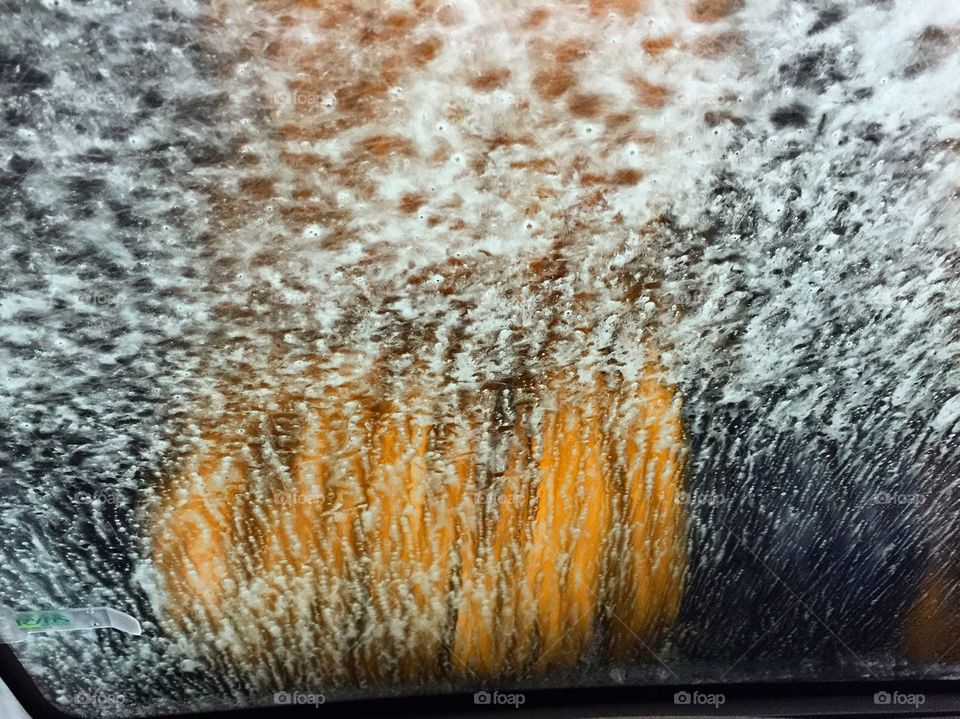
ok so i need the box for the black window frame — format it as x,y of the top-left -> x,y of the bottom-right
2,642 -> 958,719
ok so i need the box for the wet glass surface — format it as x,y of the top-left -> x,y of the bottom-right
0,0 -> 958,716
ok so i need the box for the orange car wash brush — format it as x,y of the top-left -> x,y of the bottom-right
604,372 -> 687,659
904,561 -> 960,664
451,417 -> 537,677
523,371 -> 613,671
151,361 -> 689,687
903,465 -> 960,669
353,390 -> 450,684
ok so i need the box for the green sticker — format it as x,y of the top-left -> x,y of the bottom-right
15,611 -> 71,631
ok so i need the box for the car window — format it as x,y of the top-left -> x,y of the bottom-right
1,0 -> 958,717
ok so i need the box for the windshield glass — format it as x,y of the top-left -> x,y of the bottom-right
1,0 -> 958,716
